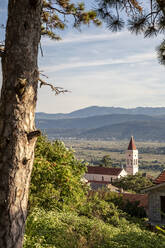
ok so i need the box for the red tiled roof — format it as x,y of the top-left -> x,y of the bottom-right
128,136 -> 137,150
154,170 -> 165,184
87,166 -> 123,176
121,193 -> 148,210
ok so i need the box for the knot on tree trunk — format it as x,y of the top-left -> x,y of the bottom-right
15,78 -> 27,97
27,130 -> 41,141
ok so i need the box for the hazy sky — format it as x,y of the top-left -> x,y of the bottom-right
0,1 -> 165,113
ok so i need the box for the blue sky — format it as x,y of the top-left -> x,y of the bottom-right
0,1 -> 165,113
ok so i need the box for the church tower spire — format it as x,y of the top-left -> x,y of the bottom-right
126,136 -> 138,175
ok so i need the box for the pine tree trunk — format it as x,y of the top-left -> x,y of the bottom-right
0,0 -> 42,247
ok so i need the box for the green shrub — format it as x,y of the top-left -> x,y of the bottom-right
29,136 -> 88,211
24,208 -> 165,248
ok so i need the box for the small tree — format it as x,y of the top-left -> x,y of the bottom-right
100,155 -> 112,167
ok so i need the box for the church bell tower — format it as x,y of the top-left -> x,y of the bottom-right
126,136 -> 138,175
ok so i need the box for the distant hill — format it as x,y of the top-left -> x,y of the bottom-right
36,114 -> 155,130
36,106 -> 165,120
36,106 -> 165,141
79,120 -> 165,141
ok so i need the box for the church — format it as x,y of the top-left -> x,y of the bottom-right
84,136 -> 138,185
126,136 -> 138,175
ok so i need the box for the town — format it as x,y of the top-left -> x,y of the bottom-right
1,0 -> 165,247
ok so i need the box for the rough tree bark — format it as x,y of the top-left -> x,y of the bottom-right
0,0 -> 42,247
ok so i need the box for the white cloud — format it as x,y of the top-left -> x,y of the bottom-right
41,31 -> 127,46
41,52 -> 156,73
37,56 -> 165,113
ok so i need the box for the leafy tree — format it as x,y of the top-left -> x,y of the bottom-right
113,173 -> 153,193
29,135 -> 88,211
96,0 -> 165,64
100,155 -> 112,167
0,1 -> 100,246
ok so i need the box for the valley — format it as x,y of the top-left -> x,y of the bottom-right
64,139 -> 165,178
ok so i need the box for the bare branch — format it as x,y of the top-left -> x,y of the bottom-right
38,78 -> 69,95
39,71 -> 49,78
39,42 -> 44,57
0,49 -> 4,57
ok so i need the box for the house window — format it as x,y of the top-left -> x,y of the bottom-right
102,176 -> 104,181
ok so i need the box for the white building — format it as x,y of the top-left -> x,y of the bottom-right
84,136 -> 138,189
85,166 -> 127,184
126,136 -> 138,175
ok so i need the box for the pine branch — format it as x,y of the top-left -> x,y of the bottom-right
43,3 -> 73,16
129,0 -> 142,12
41,0 -> 101,40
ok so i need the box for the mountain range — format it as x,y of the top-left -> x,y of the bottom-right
36,106 -> 165,141
36,106 -> 165,119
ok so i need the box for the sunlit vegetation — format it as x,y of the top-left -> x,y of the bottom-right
24,136 -> 165,247
24,208 -> 165,248
113,174 -> 153,193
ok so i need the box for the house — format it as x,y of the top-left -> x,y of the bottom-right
126,136 -> 138,175
85,166 -> 127,184
142,170 -> 165,225
84,136 -> 139,190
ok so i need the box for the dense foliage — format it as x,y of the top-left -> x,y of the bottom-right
29,136 -> 88,211
24,208 -> 165,248
113,173 -> 153,193
80,190 -> 146,219
24,136 -> 165,247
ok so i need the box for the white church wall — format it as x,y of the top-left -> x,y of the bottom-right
84,173 -> 118,182
119,169 -> 127,178
85,169 -> 127,183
